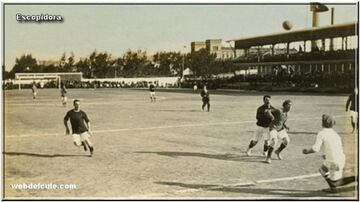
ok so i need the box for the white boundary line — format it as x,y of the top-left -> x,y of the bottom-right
5,115 -> 348,139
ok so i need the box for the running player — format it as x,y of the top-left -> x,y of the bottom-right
303,114 -> 356,193
246,95 -> 274,156
31,82 -> 37,100
61,84 -> 67,106
265,99 -> 292,164
149,82 -> 156,102
346,88 -> 358,133
64,99 -> 94,156
200,85 -> 210,112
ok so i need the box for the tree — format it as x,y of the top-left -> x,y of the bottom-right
92,52 -> 113,78
10,54 -> 38,78
188,49 -> 217,78
3,65 -> 10,80
122,50 -> 150,77
152,52 -> 183,76
76,58 -> 91,78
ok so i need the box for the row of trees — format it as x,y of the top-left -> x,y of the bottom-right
4,49 -> 237,80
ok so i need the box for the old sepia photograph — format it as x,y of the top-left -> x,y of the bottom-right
1,2 -> 359,200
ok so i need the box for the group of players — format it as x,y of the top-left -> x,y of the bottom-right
245,90 -> 357,192
31,81 -> 357,193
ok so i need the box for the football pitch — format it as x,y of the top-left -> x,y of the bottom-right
3,88 -> 358,199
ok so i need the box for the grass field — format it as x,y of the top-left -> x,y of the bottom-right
3,88 -> 358,199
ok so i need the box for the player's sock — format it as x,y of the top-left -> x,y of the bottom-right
263,143 -> 269,152
267,146 -> 274,159
248,140 -> 257,149
276,142 -> 287,154
351,122 -> 355,133
81,141 -> 87,151
207,103 -> 210,112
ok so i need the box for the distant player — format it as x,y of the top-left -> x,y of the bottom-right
200,85 -> 210,112
61,84 -> 68,106
246,95 -> 274,156
345,88 -> 358,133
303,114 -> 356,193
64,99 -> 94,156
149,82 -> 156,102
31,82 -> 37,100
265,99 -> 292,164
193,82 -> 198,92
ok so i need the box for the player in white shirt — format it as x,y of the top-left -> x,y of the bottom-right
303,114 -> 355,192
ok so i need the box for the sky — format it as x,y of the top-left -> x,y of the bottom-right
2,3 -> 358,71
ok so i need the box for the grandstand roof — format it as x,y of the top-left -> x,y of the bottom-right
228,22 -> 357,49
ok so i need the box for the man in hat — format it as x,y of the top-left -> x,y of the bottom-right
303,114 -> 355,193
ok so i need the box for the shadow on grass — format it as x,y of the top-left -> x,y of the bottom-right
136,151 -> 266,162
155,181 -> 357,198
288,131 -> 317,135
4,152 -> 90,158
157,109 -> 200,112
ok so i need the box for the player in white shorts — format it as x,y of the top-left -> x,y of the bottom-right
303,114 -> 356,193
246,95 -> 274,156
265,99 -> 292,164
31,82 -> 37,100
60,84 -> 67,106
149,82 -> 156,102
64,99 -> 94,156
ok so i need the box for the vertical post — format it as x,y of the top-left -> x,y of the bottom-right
330,7 -> 335,51
58,76 -> 61,89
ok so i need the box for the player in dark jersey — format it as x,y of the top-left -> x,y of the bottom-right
149,82 -> 156,102
60,84 -> 67,106
64,99 -> 94,156
246,95 -> 275,156
265,99 -> 292,164
200,85 -> 210,112
346,88 -> 358,133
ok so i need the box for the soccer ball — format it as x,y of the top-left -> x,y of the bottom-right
282,21 -> 293,31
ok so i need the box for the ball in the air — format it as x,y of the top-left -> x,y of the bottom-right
282,20 -> 293,30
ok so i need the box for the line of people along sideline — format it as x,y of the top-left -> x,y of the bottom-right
32,80 -> 358,193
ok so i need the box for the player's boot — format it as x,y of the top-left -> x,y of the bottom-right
263,151 -> 268,157
265,158 -> 271,164
275,150 -> 283,160
246,148 -> 252,156
89,146 -> 94,156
